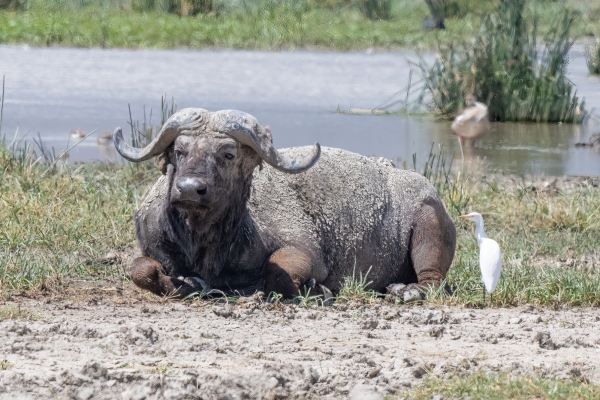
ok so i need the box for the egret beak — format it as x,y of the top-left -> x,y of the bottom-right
458,215 -> 470,219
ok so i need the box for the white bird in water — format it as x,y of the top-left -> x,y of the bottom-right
459,212 -> 502,303
451,95 -> 489,147
70,129 -> 86,140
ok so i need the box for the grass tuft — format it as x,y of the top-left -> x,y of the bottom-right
0,305 -> 40,321
336,266 -> 378,303
407,372 -> 600,399
0,359 -> 12,371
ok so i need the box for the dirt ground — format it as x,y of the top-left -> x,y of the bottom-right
1,281 -> 599,400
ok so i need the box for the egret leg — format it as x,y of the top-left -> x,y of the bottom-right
482,285 -> 486,304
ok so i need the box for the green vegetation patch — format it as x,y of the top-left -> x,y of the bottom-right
0,0 -> 558,51
0,305 -> 40,321
407,372 -> 600,400
0,0 -> 598,51
419,145 -> 600,307
0,138 -> 159,293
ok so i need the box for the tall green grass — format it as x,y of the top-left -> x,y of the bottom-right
585,42 -> 600,75
409,0 -> 585,123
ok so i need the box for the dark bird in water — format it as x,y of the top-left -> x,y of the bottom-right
423,17 -> 445,30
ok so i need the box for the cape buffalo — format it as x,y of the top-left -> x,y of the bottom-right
114,108 -> 456,298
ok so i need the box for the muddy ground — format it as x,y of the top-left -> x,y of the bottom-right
1,281 -> 599,400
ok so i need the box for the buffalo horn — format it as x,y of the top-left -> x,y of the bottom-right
113,108 -> 205,162
216,110 -> 321,174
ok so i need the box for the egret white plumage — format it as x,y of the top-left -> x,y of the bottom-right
451,95 -> 489,147
459,212 -> 502,302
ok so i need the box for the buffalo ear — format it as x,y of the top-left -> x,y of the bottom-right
156,145 -> 175,175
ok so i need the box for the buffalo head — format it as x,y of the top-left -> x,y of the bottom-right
113,108 -> 320,223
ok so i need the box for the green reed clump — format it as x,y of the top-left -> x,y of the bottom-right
412,0 -> 585,123
411,143 -> 469,215
585,43 -> 600,75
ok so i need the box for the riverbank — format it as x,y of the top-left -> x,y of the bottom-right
0,0 -> 597,51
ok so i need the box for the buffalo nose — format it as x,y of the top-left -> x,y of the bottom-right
177,178 -> 208,198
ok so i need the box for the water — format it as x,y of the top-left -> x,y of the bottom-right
0,45 -> 599,176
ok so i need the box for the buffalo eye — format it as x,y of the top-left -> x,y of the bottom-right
175,149 -> 186,160
224,153 -> 235,160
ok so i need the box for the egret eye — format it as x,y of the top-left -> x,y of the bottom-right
224,153 -> 235,160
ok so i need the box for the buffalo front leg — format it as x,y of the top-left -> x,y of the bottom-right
130,256 -> 208,299
263,247 -> 314,299
410,200 -> 456,288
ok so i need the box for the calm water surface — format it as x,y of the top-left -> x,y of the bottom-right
0,45 -> 599,176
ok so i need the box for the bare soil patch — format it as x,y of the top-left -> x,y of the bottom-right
1,283 -> 599,400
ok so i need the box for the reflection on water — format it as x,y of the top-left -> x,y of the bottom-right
0,45 -> 599,176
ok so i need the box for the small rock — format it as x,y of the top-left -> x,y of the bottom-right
77,387 -> 95,400
412,364 -> 428,378
510,317 -> 522,325
367,366 -> 382,378
429,326 -> 445,339
349,384 -> 383,400
533,331 -> 557,350
378,320 -> 391,330
403,357 -> 419,367
81,361 -> 107,380
212,306 -> 232,318
427,310 -> 446,324
266,376 -> 279,389
362,319 -> 378,330
432,395 -> 444,400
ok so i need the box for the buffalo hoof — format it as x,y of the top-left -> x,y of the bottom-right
130,257 -> 207,299
179,276 -> 212,293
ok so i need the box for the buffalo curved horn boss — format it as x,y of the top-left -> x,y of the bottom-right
113,108 -> 321,173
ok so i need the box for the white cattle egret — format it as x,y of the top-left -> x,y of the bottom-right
459,212 -> 502,302
451,95 -> 489,147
